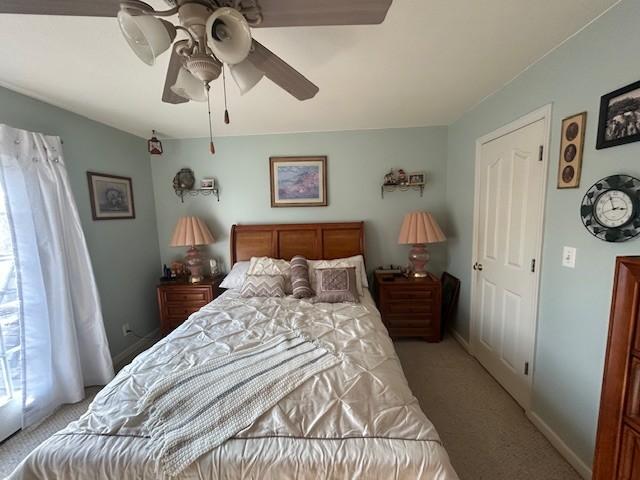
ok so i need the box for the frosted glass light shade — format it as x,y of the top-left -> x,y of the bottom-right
117,10 -> 176,66
171,67 -> 207,102
170,216 -> 215,247
398,212 -> 446,245
229,59 -> 263,95
205,7 -> 252,65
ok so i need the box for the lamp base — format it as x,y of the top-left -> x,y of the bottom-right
185,246 -> 203,283
408,244 -> 430,278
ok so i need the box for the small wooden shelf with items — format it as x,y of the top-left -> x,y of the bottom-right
373,271 -> 442,342
157,275 -> 225,335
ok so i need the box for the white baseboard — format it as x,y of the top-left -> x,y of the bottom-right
111,328 -> 160,370
448,327 -> 471,353
526,411 -> 592,479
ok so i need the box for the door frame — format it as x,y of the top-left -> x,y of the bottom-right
469,104 -> 552,410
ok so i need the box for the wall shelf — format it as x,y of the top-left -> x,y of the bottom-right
381,184 -> 424,199
175,188 -> 220,203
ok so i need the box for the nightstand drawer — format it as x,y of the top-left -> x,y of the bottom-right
385,313 -> 437,328
164,289 -> 210,303
382,288 -> 433,301
383,301 -> 433,314
166,304 -> 205,317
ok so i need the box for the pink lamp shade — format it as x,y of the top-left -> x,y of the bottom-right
398,212 -> 446,278
170,216 -> 215,283
398,211 -> 446,245
170,216 -> 215,247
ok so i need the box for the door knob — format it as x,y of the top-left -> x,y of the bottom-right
473,262 -> 484,271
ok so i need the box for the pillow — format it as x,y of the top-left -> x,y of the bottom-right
240,274 -> 286,298
313,267 -> 360,304
247,257 -> 292,294
219,261 -> 250,290
308,255 -> 368,296
290,255 -> 313,299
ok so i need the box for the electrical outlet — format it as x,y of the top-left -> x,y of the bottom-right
122,323 -> 131,336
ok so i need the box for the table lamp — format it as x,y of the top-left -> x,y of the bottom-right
398,211 -> 446,278
170,216 -> 215,283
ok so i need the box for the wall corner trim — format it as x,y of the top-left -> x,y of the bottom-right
526,411 -> 592,480
111,328 -> 160,371
449,328 -> 471,353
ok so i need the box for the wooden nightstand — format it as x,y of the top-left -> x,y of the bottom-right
157,275 -> 225,335
373,271 -> 442,342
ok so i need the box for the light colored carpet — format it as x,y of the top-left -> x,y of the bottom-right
0,336 -> 581,479
0,386 -> 101,478
395,336 -> 581,480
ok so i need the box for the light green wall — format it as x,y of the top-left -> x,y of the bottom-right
150,127 -> 448,276
0,86 -> 161,358
446,0 -> 637,466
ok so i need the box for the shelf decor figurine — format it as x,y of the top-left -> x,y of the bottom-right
398,211 -> 446,278
170,216 -> 215,283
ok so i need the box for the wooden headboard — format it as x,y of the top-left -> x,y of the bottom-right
230,222 -> 365,264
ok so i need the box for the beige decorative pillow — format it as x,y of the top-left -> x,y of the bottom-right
247,257 -> 292,294
240,275 -> 286,298
308,255 -> 367,296
290,255 -> 313,299
313,267 -> 360,304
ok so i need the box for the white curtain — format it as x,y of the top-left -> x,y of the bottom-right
0,124 -> 114,428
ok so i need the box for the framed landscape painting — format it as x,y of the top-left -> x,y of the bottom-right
87,172 -> 135,220
596,79 -> 640,149
270,156 -> 327,207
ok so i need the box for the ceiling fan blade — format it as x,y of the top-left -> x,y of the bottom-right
0,0 -> 123,16
247,41 -> 318,101
162,42 -> 189,105
250,0 -> 393,28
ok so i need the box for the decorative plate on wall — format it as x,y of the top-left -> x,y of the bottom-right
557,112 -> 586,189
580,174 -> 640,242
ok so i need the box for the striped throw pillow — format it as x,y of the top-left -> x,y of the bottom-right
240,275 -> 286,298
290,255 -> 313,299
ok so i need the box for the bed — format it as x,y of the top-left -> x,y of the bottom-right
8,222 -> 458,480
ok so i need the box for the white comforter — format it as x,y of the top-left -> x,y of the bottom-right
9,290 -> 459,480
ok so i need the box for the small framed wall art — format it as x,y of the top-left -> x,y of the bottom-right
557,112 -> 586,189
269,156 -> 327,207
596,79 -> 640,149
408,172 -> 426,186
87,172 -> 135,220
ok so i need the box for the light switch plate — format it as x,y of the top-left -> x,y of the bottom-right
562,246 -> 576,268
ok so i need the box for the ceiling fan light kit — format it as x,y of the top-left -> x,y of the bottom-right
2,0 -> 393,152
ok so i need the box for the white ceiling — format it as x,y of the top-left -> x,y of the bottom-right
0,0 -> 619,139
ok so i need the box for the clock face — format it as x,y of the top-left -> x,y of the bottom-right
581,175 -> 640,242
594,190 -> 634,228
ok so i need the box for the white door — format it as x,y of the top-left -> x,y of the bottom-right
471,111 -> 548,409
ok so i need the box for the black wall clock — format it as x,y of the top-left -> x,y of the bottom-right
581,174 -> 640,242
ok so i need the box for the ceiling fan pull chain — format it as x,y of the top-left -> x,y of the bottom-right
222,64 -> 230,124
206,83 -> 215,155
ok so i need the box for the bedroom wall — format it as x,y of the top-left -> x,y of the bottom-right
150,126 -> 448,276
446,0 -> 637,469
0,85 -> 161,359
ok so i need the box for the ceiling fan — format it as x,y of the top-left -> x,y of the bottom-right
0,0 -> 393,152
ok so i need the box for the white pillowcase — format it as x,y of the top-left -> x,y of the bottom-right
308,255 -> 368,296
219,261 -> 250,290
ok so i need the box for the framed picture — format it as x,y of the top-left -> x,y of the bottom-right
408,172 -> 426,185
557,112 -> 586,189
269,156 -> 327,207
87,172 -> 135,220
596,79 -> 640,149
200,177 -> 215,189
